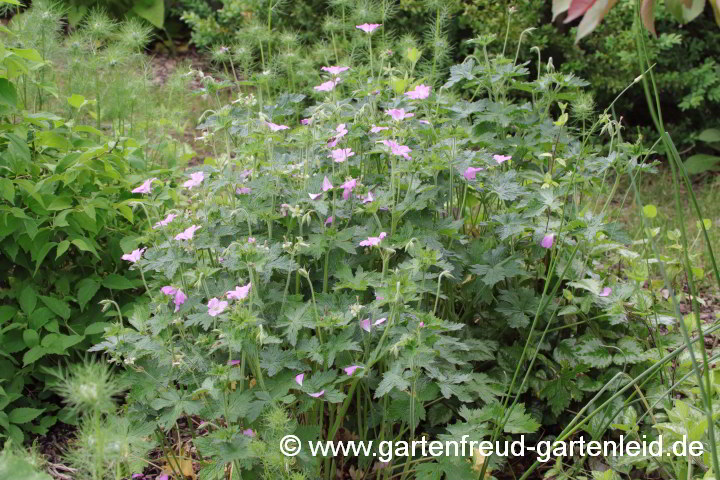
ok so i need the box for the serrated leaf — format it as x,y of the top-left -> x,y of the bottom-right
8,407 -> 44,424
76,278 -> 100,311
102,274 -> 134,290
39,295 -> 70,320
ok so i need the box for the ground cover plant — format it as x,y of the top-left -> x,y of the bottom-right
0,1 -> 719,480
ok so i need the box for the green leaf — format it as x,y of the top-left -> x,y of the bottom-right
71,238 -> 99,257
19,285 -> 37,315
131,0 -> 164,28
0,78 -> 17,107
697,128 -> 720,143
22,329 -> 39,348
375,365 -> 411,398
643,204 -> 657,218
23,346 -> 48,366
76,278 -> 101,311
55,240 -> 69,259
39,295 -> 71,320
684,154 -> 720,174
0,305 -> 17,323
8,407 -> 44,424
67,94 -> 86,109
0,177 -> 14,204
102,274 -> 135,290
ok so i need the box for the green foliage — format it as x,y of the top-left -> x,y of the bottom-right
0,3 -> 187,445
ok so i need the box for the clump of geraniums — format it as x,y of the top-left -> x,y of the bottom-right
98,32 -> 674,480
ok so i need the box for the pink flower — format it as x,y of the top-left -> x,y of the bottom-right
121,248 -> 145,263
314,78 -> 340,92
419,120 -> 431,126
599,287 -> 612,297
382,140 -> 412,160
360,318 -> 372,332
329,148 -> 355,163
322,176 -> 334,192
266,122 -> 290,132
183,171 -> 205,189
327,124 -> 348,147
359,232 -> 387,247
344,365 -> 362,376
419,321 -> 425,327
301,118 -> 312,125
308,391 -> 325,398
240,169 -> 252,179
494,154 -> 512,164
227,283 -> 252,300
228,359 -> 241,366
173,290 -> 186,311
175,225 -> 201,241
132,177 -> 157,194
325,216 -> 334,226
375,295 -> 384,301
541,234 -> 554,249
161,286 -> 177,295
356,23 -> 382,33
362,191 -> 374,204
248,237 -> 256,243
309,192 -> 323,200
158,476 -> 169,480
405,84 -> 431,100
386,108 -> 414,121
207,297 -> 228,317
341,178 -> 357,200
360,317 -> 386,333
295,373 -> 304,386
153,213 -> 177,229
370,125 -> 389,133
242,429 -> 255,438
463,167 -> 484,180
321,66 -> 350,75
236,187 -> 251,195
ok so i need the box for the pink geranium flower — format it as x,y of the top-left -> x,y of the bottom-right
321,66 -> 350,75
356,23 -> 382,33
227,283 -> 252,300
175,225 -> 201,241
248,237 -> 256,243
405,84 -> 431,100
121,248 -> 145,263
599,287 -> 612,297
242,429 -> 255,437
325,216 -> 334,226
266,121 -> 290,132
301,118 -> 312,125
132,177 -> 157,194
329,148 -> 355,163
386,108 -> 414,121
236,187 -> 251,195
183,172 -> 205,189
323,176 -> 334,192
494,154 -> 512,164
344,365 -> 362,376
541,234 -> 554,249
153,213 -> 177,229
295,373 -> 304,386
341,178 -> 357,200
370,125 -> 389,133
207,297 -> 228,317
463,167 -> 484,180
173,290 -> 187,311
360,317 -> 386,332
309,192 -> 323,200
359,232 -> 387,247
161,286 -> 177,296
382,140 -> 412,160
314,78 -> 340,92
361,191 -> 374,204
308,391 -> 325,398
328,123 -> 348,147
419,120 -> 431,126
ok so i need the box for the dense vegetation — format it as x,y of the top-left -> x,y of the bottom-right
0,1 -> 718,480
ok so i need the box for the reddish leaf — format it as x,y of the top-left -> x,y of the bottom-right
641,0 -> 656,35
565,0 -> 596,23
